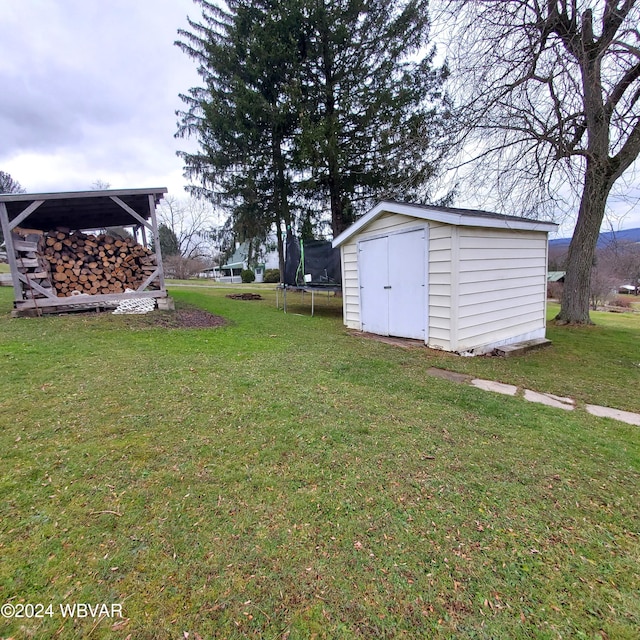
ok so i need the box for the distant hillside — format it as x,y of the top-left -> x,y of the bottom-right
549,227 -> 640,248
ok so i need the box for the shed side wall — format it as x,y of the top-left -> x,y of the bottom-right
456,228 -> 548,350
426,223 -> 453,350
340,212 -> 427,330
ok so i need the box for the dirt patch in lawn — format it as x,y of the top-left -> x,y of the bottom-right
225,293 -> 264,300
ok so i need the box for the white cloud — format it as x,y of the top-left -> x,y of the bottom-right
0,0 -> 201,197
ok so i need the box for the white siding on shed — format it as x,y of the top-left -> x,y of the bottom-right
426,224 -> 452,350
455,228 -> 547,351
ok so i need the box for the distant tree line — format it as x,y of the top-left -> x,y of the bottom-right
549,239 -> 640,308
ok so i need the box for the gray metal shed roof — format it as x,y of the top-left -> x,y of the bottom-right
0,188 -> 167,231
332,200 -> 558,247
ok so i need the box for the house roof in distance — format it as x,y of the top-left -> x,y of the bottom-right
332,200 -> 558,247
0,188 -> 167,230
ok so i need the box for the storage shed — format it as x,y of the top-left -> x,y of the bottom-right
0,188 -> 169,316
332,201 -> 558,355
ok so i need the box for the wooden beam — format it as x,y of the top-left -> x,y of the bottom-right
0,187 -> 167,203
15,289 -> 166,310
136,267 -> 160,292
110,196 -> 152,230
17,273 -> 58,299
0,202 -> 25,300
8,200 -> 45,231
12,239 -> 39,252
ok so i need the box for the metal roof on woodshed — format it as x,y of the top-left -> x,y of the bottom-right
0,188 -> 167,231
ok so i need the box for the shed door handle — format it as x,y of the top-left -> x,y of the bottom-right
383,286 -> 392,289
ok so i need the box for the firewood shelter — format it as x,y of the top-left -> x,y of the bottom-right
0,188 -> 169,316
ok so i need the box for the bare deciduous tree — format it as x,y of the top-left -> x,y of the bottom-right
606,237 -> 640,291
90,179 -> 111,190
0,171 -> 26,195
163,254 -> 209,280
157,196 -> 217,260
590,246 -> 619,308
442,0 -> 640,324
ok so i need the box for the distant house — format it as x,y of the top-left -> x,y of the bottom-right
219,240 -> 279,283
547,271 -> 566,283
618,284 -> 638,295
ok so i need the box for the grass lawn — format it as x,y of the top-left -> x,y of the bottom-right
0,285 -> 638,639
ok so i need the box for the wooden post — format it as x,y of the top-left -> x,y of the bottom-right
148,194 -> 166,293
140,224 -> 148,248
0,202 -> 25,301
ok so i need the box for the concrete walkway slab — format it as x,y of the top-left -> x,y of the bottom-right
585,405 -> 640,426
524,389 -> 575,411
423,367 -> 638,428
471,379 -> 518,396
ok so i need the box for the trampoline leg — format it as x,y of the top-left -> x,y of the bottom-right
311,290 -> 315,316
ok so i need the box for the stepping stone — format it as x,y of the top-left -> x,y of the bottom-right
523,389 -> 574,411
586,405 -> 640,426
494,338 -> 552,357
471,379 -> 518,396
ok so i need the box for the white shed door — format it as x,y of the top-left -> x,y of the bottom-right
359,235 -> 390,335
359,229 -> 426,340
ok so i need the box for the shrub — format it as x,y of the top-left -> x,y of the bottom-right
263,268 -> 280,283
241,268 -> 256,283
610,297 -> 633,308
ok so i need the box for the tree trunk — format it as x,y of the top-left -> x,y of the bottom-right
556,161 -> 614,324
317,10 -> 348,238
276,218 -> 285,282
272,126 -> 292,282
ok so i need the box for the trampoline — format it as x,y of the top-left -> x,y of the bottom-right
277,237 -> 342,315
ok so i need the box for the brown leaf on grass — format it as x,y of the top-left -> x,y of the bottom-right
111,618 -> 130,631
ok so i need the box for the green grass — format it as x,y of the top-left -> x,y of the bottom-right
0,286 -> 638,639
427,301 -> 640,413
165,278 -> 276,289
0,263 -> 10,273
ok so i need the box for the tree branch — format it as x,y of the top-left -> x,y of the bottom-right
605,61 -> 640,118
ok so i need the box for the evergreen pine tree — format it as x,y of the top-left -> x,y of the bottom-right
176,0 -> 449,244
176,0 -> 305,272
296,0 -> 449,235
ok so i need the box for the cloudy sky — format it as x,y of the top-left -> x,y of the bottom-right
0,0 -> 200,196
1,1 -> 638,236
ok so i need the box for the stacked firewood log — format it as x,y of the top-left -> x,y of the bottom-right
13,227 -> 158,298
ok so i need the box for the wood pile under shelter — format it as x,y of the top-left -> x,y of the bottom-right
0,188 -> 169,316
